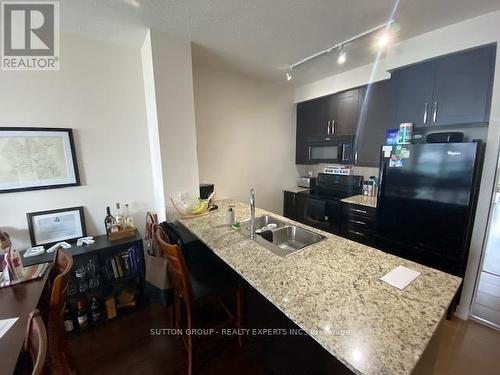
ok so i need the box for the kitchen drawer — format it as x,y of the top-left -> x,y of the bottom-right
342,203 -> 377,219
343,216 -> 375,233
345,228 -> 373,246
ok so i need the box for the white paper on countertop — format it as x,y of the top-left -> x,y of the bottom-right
380,266 -> 421,290
0,317 -> 18,339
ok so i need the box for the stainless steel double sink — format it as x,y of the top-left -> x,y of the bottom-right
240,215 -> 326,257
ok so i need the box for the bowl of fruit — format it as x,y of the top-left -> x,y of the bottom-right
170,192 -> 216,218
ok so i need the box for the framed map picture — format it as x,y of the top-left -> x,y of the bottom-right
0,127 -> 80,193
27,206 -> 86,246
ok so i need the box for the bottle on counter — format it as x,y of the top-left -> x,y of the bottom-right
77,300 -> 88,328
367,181 -> 374,197
226,205 -> 235,226
64,307 -> 74,332
114,203 -> 124,231
104,206 -> 115,236
123,204 -> 134,229
362,181 -> 369,196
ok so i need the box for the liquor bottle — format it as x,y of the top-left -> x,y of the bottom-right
114,203 -> 124,231
104,206 -> 115,236
91,297 -> 102,323
124,204 -> 134,229
77,300 -> 88,328
63,307 -> 74,332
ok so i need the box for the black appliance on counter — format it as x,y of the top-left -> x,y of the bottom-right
199,183 -> 214,199
305,135 -> 354,164
296,173 -> 363,234
375,142 -> 483,276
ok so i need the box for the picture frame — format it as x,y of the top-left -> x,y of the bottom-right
27,206 -> 87,247
0,127 -> 80,193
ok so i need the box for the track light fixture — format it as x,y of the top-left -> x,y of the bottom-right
285,20 -> 395,79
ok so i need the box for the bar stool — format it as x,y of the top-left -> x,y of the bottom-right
156,230 -> 244,375
47,248 -> 77,375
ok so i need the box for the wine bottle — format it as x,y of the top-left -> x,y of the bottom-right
91,297 -> 102,323
63,307 -> 74,332
104,206 -> 115,236
77,300 -> 88,328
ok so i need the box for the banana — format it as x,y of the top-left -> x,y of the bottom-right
191,200 -> 208,214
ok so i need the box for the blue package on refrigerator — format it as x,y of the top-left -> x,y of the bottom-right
385,128 -> 399,145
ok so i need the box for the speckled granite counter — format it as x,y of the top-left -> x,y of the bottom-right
283,186 -> 309,194
341,194 -> 378,208
179,200 -> 461,375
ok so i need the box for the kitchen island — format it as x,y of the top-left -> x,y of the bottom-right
179,200 -> 461,375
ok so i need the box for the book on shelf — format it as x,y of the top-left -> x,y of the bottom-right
101,245 -> 141,282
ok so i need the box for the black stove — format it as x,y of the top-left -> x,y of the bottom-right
296,173 -> 363,234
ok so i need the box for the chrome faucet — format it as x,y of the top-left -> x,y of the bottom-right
250,188 -> 256,240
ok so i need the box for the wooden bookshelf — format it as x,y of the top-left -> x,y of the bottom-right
21,233 -> 146,335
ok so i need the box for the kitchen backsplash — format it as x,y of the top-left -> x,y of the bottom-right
296,164 -> 379,180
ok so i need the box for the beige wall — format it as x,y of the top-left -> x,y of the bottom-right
0,34 -> 155,250
193,63 -> 298,215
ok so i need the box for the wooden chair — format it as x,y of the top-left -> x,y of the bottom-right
22,309 -> 47,375
156,230 -> 244,375
47,248 -> 77,375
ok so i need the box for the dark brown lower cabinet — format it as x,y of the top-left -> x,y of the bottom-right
283,191 -> 298,221
342,203 -> 377,246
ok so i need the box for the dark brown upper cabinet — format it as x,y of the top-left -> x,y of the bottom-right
355,79 -> 396,167
334,89 -> 360,136
296,88 -> 360,163
393,44 -> 495,128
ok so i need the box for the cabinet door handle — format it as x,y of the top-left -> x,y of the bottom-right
423,102 -> 428,124
327,121 -> 331,135
351,208 -> 367,214
432,101 -> 438,123
331,120 -> 336,135
350,220 -> 366,225
349,230 -> 366,237
308,146 -> 312,161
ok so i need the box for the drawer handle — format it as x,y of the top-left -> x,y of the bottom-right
351,208 -> 367,214
350,220 -> 366,225
349,230 -> 366,237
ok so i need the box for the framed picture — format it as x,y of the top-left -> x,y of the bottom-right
0,127 -> 80,193
27,206 -> 87,246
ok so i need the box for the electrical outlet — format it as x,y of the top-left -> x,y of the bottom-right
178,191 -> 187,202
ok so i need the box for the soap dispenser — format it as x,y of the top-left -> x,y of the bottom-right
226,205 -> 235,225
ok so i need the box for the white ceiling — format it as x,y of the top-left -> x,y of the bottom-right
61,0 -> 500,84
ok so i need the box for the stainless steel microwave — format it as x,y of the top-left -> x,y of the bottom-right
306,135 -> 354,164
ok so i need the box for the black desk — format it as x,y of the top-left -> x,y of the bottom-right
21,233 -> 143,267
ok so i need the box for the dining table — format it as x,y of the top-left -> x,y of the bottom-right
0,267 -> 51,375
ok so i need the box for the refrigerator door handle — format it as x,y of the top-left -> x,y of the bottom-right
327,121 -> 331,135
432,101 -> 438,123
423,102 -> 428,124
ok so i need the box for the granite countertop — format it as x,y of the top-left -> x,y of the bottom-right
283,186 -> 310,194
341,194 -> 378,208
179,200 -> 461,375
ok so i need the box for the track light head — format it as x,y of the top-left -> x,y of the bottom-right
377,33 -> 390,48
286,70 -> 292,81
337,49 -> 346,65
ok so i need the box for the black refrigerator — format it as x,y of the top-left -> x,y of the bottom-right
375,142 -> 483,276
